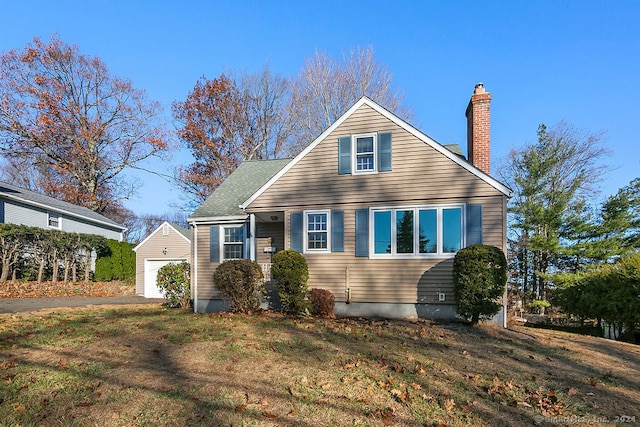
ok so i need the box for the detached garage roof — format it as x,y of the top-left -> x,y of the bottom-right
133,221 -> 191,251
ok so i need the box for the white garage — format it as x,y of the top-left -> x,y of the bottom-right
143,259 -> 188,298
133,222 -> 192,299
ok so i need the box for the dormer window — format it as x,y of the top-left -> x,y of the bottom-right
338,132 -> 392,175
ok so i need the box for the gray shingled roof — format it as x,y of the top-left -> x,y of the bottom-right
169,222 -> 191,240
443,143 -> 465,157
189,159 -> 291,219
0,180 -> 125,229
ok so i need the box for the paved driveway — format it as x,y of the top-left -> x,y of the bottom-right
0,296 -> 166,314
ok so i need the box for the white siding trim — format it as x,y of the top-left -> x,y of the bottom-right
133,221 -> 191,252
192,223 -> 198,313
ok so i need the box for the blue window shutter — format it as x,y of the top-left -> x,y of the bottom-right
355,209 -> 369,257
378,132 -> 392,171
290,212 -> 303,252
332,210 -> 344,252
210,225 -> 220,262
466,204 -> 483,245
338,136 -> 351,174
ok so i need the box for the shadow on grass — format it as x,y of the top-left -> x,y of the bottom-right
1,306 -> 639,426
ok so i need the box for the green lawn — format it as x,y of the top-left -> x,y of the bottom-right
1,305 -> 638,426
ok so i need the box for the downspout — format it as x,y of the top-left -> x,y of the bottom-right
192,223 -> 198,314
249,213 -> 256,261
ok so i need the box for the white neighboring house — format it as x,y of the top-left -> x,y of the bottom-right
133,221 -> 191,299
0,180 -> 126,241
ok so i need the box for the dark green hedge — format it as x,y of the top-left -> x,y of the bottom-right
94,240 -> 136,282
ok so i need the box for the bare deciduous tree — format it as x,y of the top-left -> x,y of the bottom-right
288,46 -> 411,151
173,67 -> 292,207
0,35 -> 171,216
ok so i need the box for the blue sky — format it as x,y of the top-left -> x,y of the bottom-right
1,1 -> 638,216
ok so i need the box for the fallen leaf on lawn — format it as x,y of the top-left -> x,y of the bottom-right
76,402 -> 94,407
263,411 -> 277,420
370,407 -> 395,425
460,404 -> 474,413
235,403 -> 247,412
517,401 -> 532,408
0,360 -> 17,370
411,382 -> 422,390
567,387 -> 580,396
443,398 -> 455,412
287,410 -> 297,416
465,373 -> 480,382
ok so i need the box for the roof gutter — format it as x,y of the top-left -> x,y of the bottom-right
186,215 -> 249,224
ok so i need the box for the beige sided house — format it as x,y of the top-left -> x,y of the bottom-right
188,84 -> 512,322
133,221 -> 191,298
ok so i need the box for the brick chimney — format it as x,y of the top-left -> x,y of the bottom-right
465,83 -> 492,175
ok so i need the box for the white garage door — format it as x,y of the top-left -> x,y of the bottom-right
144,259 -> 186,299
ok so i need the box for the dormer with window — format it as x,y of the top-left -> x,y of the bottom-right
338,132 -> 392,175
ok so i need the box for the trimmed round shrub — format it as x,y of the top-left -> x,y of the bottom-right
271,249 -> 310,315
453,244 -> 507,325
213,260 -> 264,313
310,288 -> 335,318
156,261 -> 191,308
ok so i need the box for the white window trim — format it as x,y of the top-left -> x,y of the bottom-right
369,203 -> 466,259
352,133 -> 378,175
47,212 -> 62,230
303,209 -> 331,254
220,224 -> 245,261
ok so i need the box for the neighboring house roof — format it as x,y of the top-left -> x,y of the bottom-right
0,180 -> 126,230
133,221 -> 191,252
188,159 -> 291,221
241,97 -> 512,209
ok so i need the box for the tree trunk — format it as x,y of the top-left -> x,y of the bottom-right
37,260 -> 45,284
83,249 -> 91,282
0,258 -> 9,281
51,248 -> 59,283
